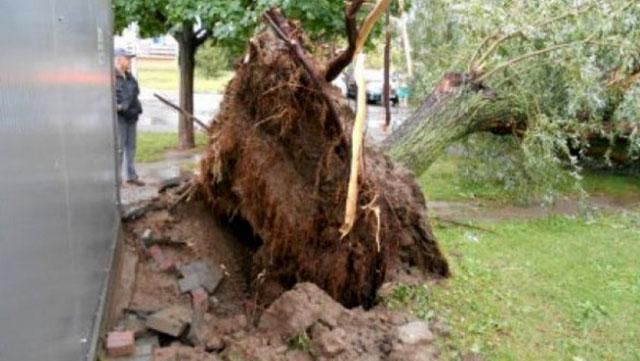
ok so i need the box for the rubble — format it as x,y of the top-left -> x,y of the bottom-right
147,245 -> 175,272
191,288 -> 209,313
106,331 -> 135,357
106,189 -> 444,360
178,261 -> 224,294
146,305 -> 192,337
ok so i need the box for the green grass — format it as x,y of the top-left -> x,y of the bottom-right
137,132 -> 207,163
386,212 -> 640,360
136,58 -> 233,93
418,156 -> 524,202
419,155 -> 640,203
583,172 -> 640,198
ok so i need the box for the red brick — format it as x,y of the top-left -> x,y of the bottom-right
191,288 -> 209,313
148,245 -> 174,271
106,331 -> 135,357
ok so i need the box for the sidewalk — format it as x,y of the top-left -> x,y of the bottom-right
119,152 -> 200,207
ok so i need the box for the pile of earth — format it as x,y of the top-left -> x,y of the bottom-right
103,191 -> 445,361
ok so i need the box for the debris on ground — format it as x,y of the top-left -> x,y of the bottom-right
103,191 -> 443,360
106,331 -> 135,357
146,305 -> 192,337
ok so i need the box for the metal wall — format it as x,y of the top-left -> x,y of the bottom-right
0,1 -> 118,360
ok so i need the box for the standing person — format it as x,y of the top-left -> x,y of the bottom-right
114,48 -> 144,186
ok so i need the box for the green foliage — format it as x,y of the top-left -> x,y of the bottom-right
458,131 -> 580,205
288,332 -> 311,352
195,41 -> 233,78
407,0 -> 640,194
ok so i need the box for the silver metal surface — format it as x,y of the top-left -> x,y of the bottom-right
0,1 -> 118,360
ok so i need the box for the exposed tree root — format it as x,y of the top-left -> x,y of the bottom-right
198,23 -> 449,308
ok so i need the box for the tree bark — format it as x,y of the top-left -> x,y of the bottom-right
177,21 -> 196,149
384,73 -> 526,174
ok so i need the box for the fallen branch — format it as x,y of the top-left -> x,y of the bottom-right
153,93 -> 210,132
433,216 -> 497,234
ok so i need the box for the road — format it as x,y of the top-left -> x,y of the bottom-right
139,90 -> 411,142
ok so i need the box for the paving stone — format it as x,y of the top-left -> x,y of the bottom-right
177,261 -> 224,294
119,314 -> 149,338
107,331 -> 135,357
122,202 -> 151,221
146,305 -> 192,337
178,273 -> 203,294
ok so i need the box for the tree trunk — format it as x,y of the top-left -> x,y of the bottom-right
177,22 -> 196,149
384,73 -> 526,174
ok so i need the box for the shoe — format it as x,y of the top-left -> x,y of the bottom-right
126,179 -> 146,187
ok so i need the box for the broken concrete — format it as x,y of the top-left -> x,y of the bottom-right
146,305 -> 192,337
178,261 -> 224,294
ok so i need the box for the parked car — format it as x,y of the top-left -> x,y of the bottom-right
346,69 -> 399,105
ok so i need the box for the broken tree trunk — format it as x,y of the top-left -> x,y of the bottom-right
384,73 -> 527,175
198,22 -> 449,308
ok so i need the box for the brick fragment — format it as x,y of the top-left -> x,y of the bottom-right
148,245 -> 174,271
106,331 -> 135,357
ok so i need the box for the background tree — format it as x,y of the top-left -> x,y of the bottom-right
114,0 -> 258,148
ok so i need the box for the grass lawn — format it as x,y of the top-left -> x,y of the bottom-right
387,212 -> 640,360
135,58 -> 233,93
419,155 -> 640,203
137,132 -> 207,163
387,155 -> 640,360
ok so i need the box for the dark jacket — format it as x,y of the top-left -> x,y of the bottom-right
115,71 -> 143,123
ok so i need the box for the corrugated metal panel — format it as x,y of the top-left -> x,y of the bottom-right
0,1 -> 118,360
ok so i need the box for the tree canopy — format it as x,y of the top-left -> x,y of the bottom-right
397,0 -> 640,200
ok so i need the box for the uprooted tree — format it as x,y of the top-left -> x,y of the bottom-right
193,0 -> 639,306
389,0 -> 640,178
198,3 -> 449,308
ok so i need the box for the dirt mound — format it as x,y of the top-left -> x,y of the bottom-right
221,283 -> 439,361
198,26 -> 449,308
106,194 -> 441,360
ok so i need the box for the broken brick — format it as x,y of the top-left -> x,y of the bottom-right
106,331 -> 135,357
148,245 -> 174,271
191,288 -> 209,313
146,305 -> 192,337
